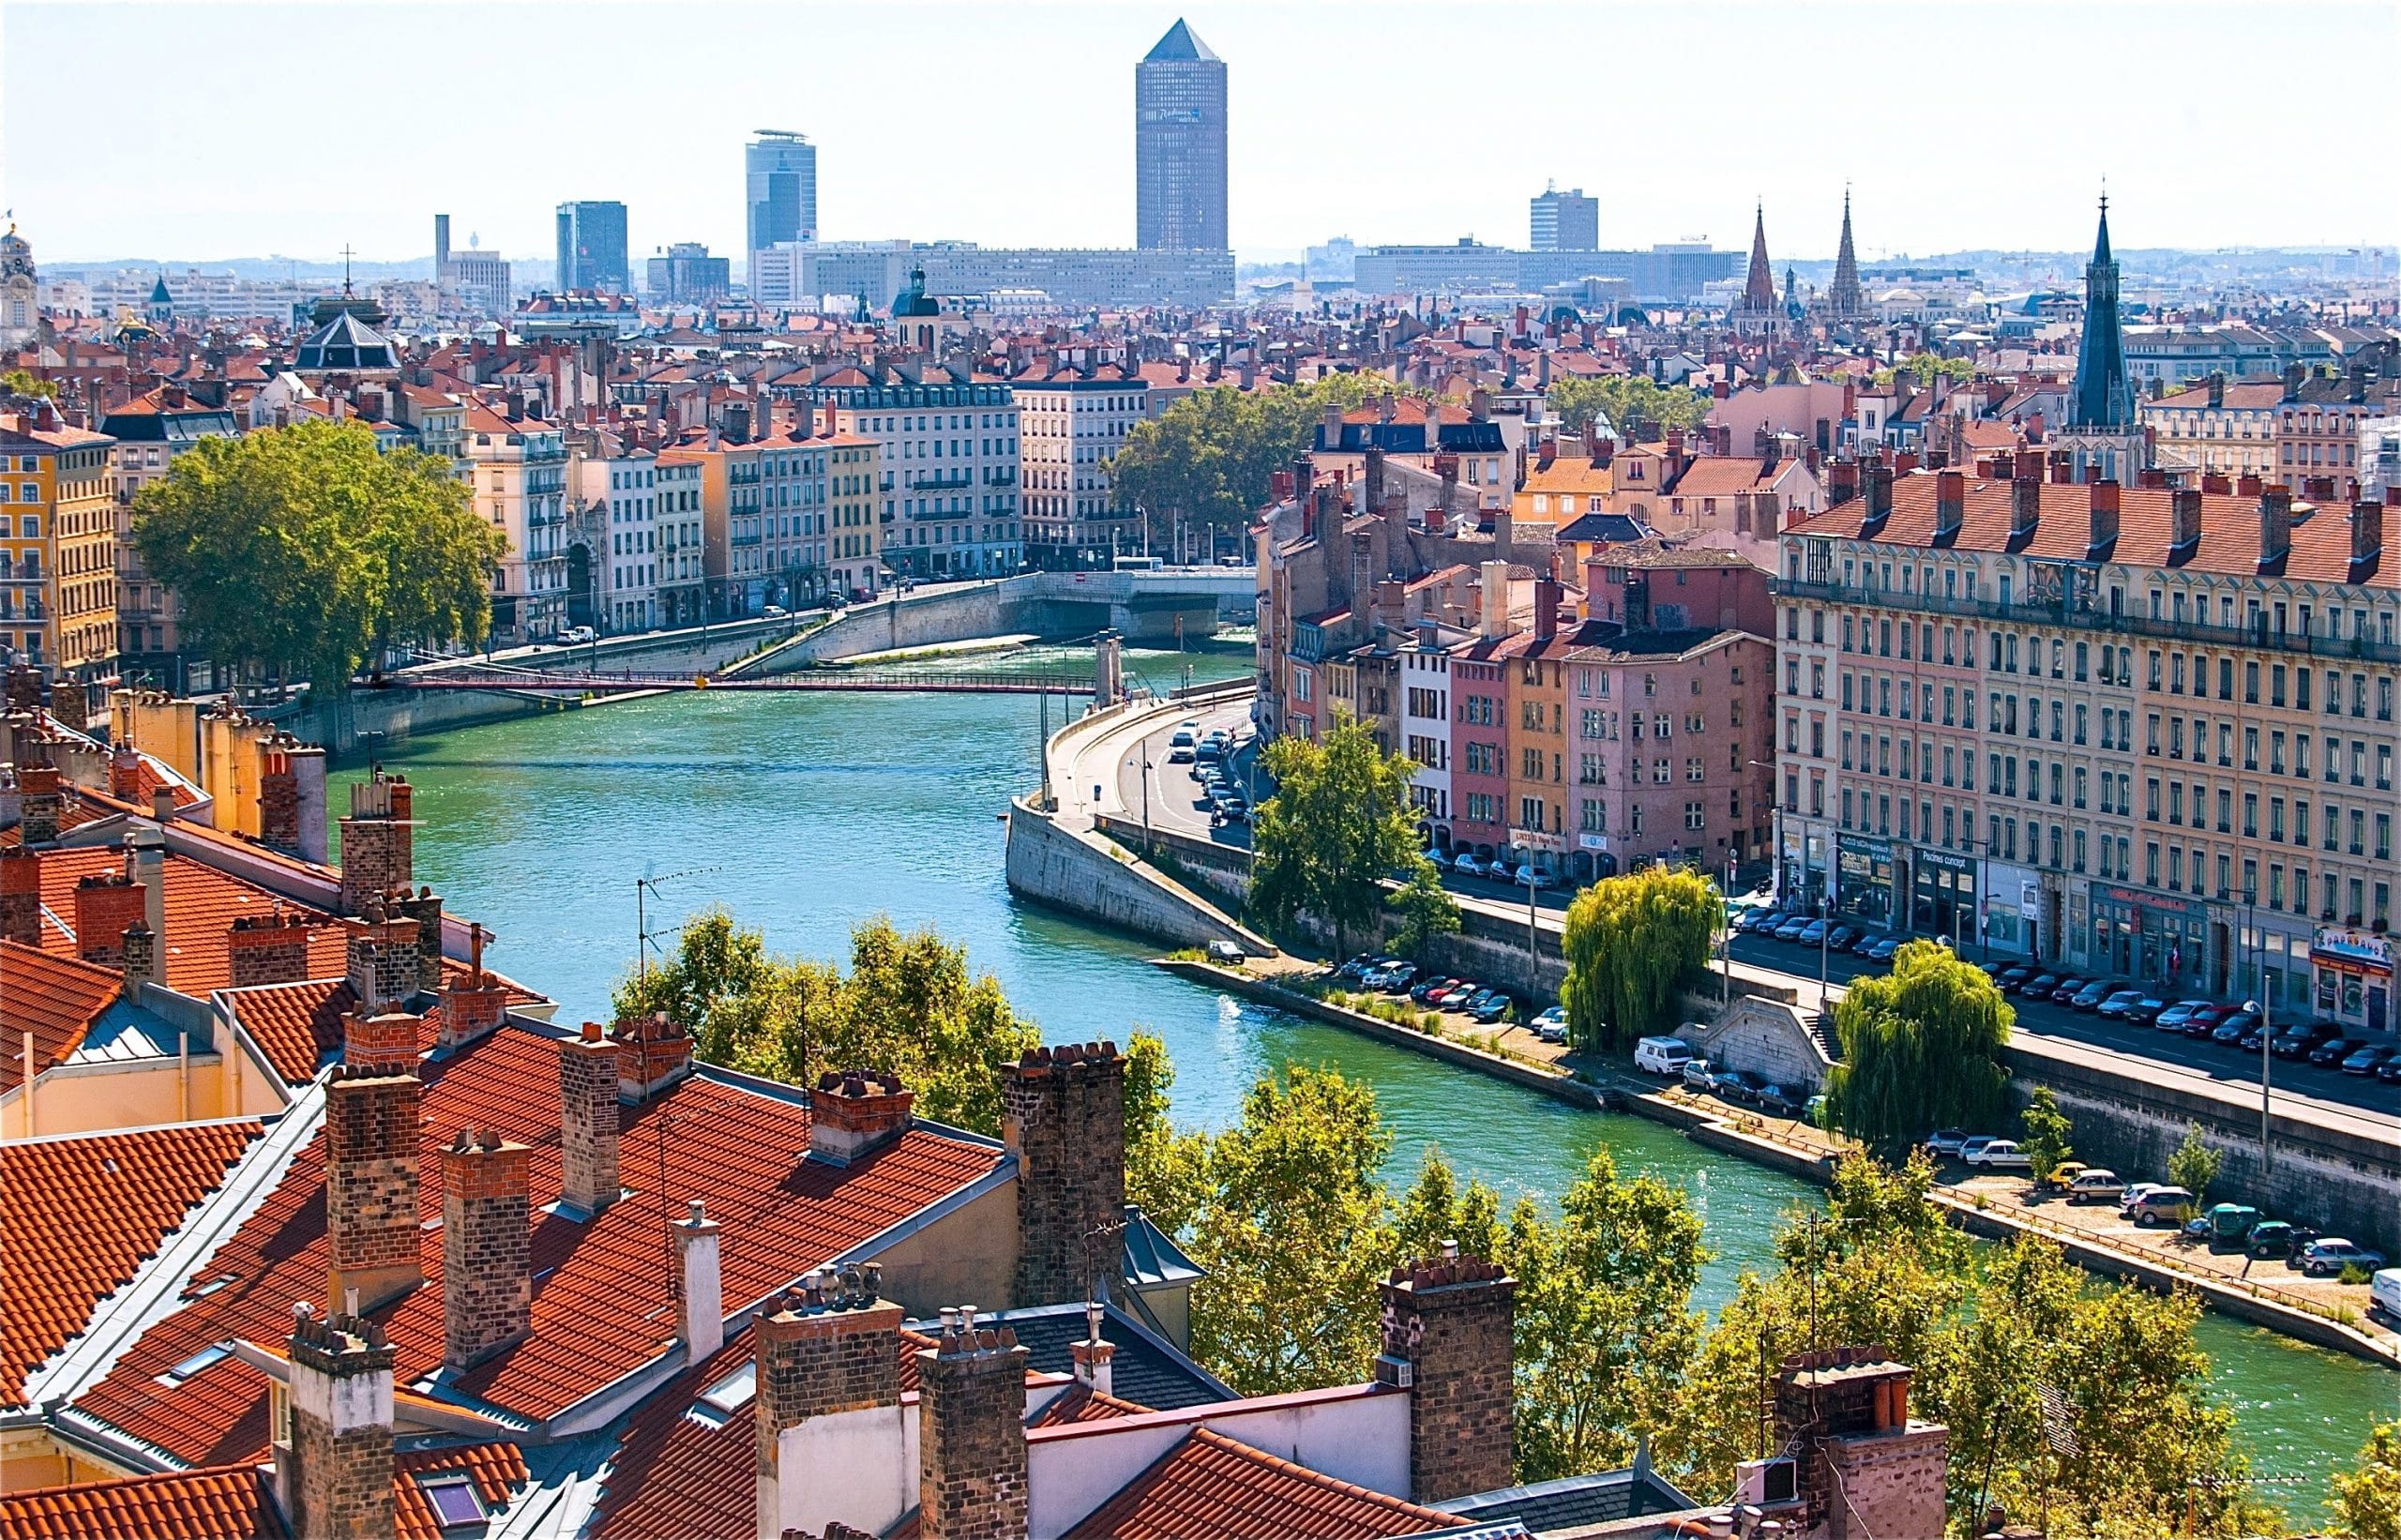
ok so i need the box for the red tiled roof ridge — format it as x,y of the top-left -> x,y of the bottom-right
1061,1423 -> 1457,1540
0,1463 -> 269,1540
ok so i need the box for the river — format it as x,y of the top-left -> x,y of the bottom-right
331,642 -> 2390,1515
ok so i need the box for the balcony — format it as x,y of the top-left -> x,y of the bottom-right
908,472 -> 974,491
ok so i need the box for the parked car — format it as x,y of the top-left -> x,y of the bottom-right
762,604 -> 789,618
1635,1036 -> 1698,1076
2203,1203 -> 2265,1249
1714,1068 -> 1770,1105
2072,979 -> 2121,1011
2153,999 -> 2213,1033
1865,934 -> 1905,961
1423,848 -> 1452,872
2377,1055 -> 2401,1085
1734,908 -> 1783,934
1992,964 -> 2034,993
1204,940 -> 1246,966
1682,1057 -> 1717,1092
1437,982 -> 1481,1011
1925,1128 -> 1970,1157
2271,1021 -> 2336,1059
2211,1009 -> 2263,1046
2121,994 -> 2170,1025
2340,1044 -> 2393,1076
2237,1020 -> 2273,1053
1532,1006 -> 1569,1045
2307,1036 -> 2363,1067
1335,954 -> 1375,982
2022,973 -> 2063,1000
1796,919 -> 1832,946
2047,976 -> 2089,1004
2065,1168 -> 2126,1203
2243,1220 -> 2300,1261
1773,915 -> 1814,942
1849,929 -> 1888,956
1752,1082 -> 1801,1118
1956,1135 -> 2003,1164
2297,1239 -> 2386,1278
2371,1269 -> 2401,1322
1376,962 -> 1419,993
1522,866 -> 1557,890
2096,989 -> 2148,1019
2127,1186 -> 2195,1227
1966,1139 -> 2033,1170
1410,976 -> 1457,1004
1804,1095 -> 1829,1127
1451,853 -> 1485,879
1826,924 -> 1861,951
2179,1004 -> 2236,1039
1470,992 -> 1514,1024
2046,1161 -> 2092,1189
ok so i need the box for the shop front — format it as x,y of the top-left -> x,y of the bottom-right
2090,885 -> 2212,994
1910,847 -> 1978,948
1979,862 -> 2039,960
1778,820 -> 1831,912
1835,834 -> 1895,929
2311,927 -> 2393,1034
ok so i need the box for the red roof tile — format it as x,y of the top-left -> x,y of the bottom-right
28,845 -> 352,994
1029,1383 -> 1151,1427
72,1029 -> 1004,1464
1063,1427 -> 1457,1540
0,1119 -> 264,1407
0,1464 -> 270,1540
393,1442 -> 528,1540
1,942 -> 119,1076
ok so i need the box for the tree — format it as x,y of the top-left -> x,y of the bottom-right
1250,713 -> 1423,962
1386,860 -> 1461,962
1546,376 -> 1712,440
132,420 -> 505,687
2167,1122 -> 2223,1210
1,368 -> 57,400
1824,940 -> 2012,1155
2332,1421 -> 2401,1540
2019,1087 -> 2074,1185
617,911 -> 1039,1138
1124,1030 -> 1208,1237
1559,868 -> 1718,1051
1870,353 -> 1975,392
1182,1064 -> 1398,1396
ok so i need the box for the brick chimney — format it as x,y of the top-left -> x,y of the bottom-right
613,1011 -> 694,1100
0,846 -> 39,945
325,1063 -> 424,1312
809,1069 -> 915,1166
2201,471 -> 2231,495
2170,486 -> 2204,556
1376,1247 -> 1517,1503
1773,1348 -> 1948,1540
338,772 -> 415,917
2237,472 -> 2264,498
1861,464 -> 1894,535
437,923 -> 509,1050
108,746 -> 144,802
74,872 -> 147,966
440,1128 -> 532,1371
1002,1041 -> 1125,1308
1933,470 -> 1964,544
343,1005 -> 420,1075
916,1309 -> 1031,1540
2351,496 -> 2387,581
229,909 -> 315,987
2258,483 -> 2293,573
391,886 -> 445,997
2007,466 -> 2042,543
2087,478 -> 2122,560
17,760 -> 66,845
279,1306 -> 397,1540
754,1271 -> 909,1540
1069,1299 -> 1114,1397
675,1200 -> 723,1359
345,900 -> 421,1012
558,1023 -> 622,1215
119,921 -> 156,1000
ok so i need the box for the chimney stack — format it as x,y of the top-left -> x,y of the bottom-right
437,922 -> 509,1050
916,1310 -> 1031,1540
1070,1300 -> 1115,1398
440,1128 -> 532,1371
1533,578 -> 1561,642
2087,478 -> 2122,560
391,886 -> 445,997
74,871 -> 147,967
2350,496 -> 2387,580
2009,468 -> 2042,542
1774,1349 -> 1948,1540
1934,470 -> 1964,543
229,909 -> 316,988
1377,1248 -> 1517,1504
809,1069 -> 915,1166
279,1307 -> 398,1540
1861,464 -> 1895,535
345,900 -> 421,1013
324,1063 -> 424,1312
338,772 -> 415,918
675,1200 -> 723,1359
120,922 -> 156,1000
2171,487 -> 2204,555
1001,1042 -> 1125,1308
613,1012 -> 695,1101
1478,560 -> 1510,641
754,1271 -> 908,1540
2258,483 -> 2293,571
559,1022 -> 623,1215
0,846 -> 39,945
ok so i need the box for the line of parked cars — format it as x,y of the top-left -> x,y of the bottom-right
1426,847 -> 1557,888
1972,962 -> 2401,1079
1333,955 -> 1518,1026
1730,907 -> 1906,961
1173,723 -> 1252,826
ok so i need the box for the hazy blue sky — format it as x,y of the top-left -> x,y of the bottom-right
7,1 -> 2394,266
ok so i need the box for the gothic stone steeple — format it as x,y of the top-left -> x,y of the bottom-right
1741,204 -> 1777,313
1828,189 -> 1865,318
2069,197 -> 2136,430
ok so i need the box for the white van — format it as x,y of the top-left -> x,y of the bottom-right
1635,1036 -> 1698,1076
2373,1268 -> 2401,1326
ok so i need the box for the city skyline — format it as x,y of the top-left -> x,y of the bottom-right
8,1 -> 2395,267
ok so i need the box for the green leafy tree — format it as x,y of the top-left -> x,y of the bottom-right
2019,1086 -> 2075,1185
1251,713 -> 1423,962
2167,1122 -> 2223,1210
131,419 -> 505,687
1124,1030 -> 1209,1237
1546,376 -> 1713,440
1825,940 -> 2012,1155
1869,352 -> 1976,392
1387,860 -> 1461,962
1559,868 -> 1718,1051
1,368 -> 58,400
2333,1421 -> 2401,1540
1392,1145 -> 1507,1264
1183,1064 -> 1397,1396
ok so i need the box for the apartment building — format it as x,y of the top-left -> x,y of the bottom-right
577,447 -> 658,633
465,405 -> 569,644
0,408 -> 115,679
809,381 -> 1018,581
1778,459 -> 2397,1034
652,456 -> 705,625
98,385 -> 237,690
2138,375 -> 2283,478
821,430 -> 882,599
1014,366 -> 1147,567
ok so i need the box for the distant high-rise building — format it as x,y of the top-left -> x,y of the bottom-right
1135,20 -> 1227,250
554,201 -> 629,294
1529,185 -> 1598,252
747,131 -> 818,285
647,243 -> 732,306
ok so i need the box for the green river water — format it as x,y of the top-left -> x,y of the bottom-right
331,642 -> 2391,1515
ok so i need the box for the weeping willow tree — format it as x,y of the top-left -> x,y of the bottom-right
1825,939 -> 2012,1153
1559,867 -> 1719,1051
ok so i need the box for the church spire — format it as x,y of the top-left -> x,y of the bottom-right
1741,203 -> 1777,312
2068,194 -> 2135,430
1829,187 -> 1864,317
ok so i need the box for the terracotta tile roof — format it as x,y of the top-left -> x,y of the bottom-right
1029,1383 -> 1151,1427
1,942 -> 119,1076
1063,1427 -> 1457,1540
28,845 -> 351,993
72,1029 -> 1005,1464
1788,471 -> 2397,590
0,1119 -> 264,1408
0,1464 -> 271,1540
1666,457 -> 1783,497
393,1442 -> 528,1540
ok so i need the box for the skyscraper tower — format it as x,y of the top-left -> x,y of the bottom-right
554,201 -> 630,294
1827,189 -> 1864,318
1530,184 -> 1599,252
2059,196 -> 2146,482
1135,20 -> 1227,250
747,130 -> 818,259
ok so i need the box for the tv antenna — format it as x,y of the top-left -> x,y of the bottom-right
636,866 -> 722,983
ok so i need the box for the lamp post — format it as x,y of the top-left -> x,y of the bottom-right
2245,901 -> 2273,1183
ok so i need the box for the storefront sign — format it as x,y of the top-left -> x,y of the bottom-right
1837,833 -> 1894,861
1578,833 -> 1608,852
2097,884 -> 2211,923
1916,847 -> 1974,876
2312,927 -> 2393,976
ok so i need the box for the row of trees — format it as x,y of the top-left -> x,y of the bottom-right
1546,375 -> 1714,441
130,420 -> 506,687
